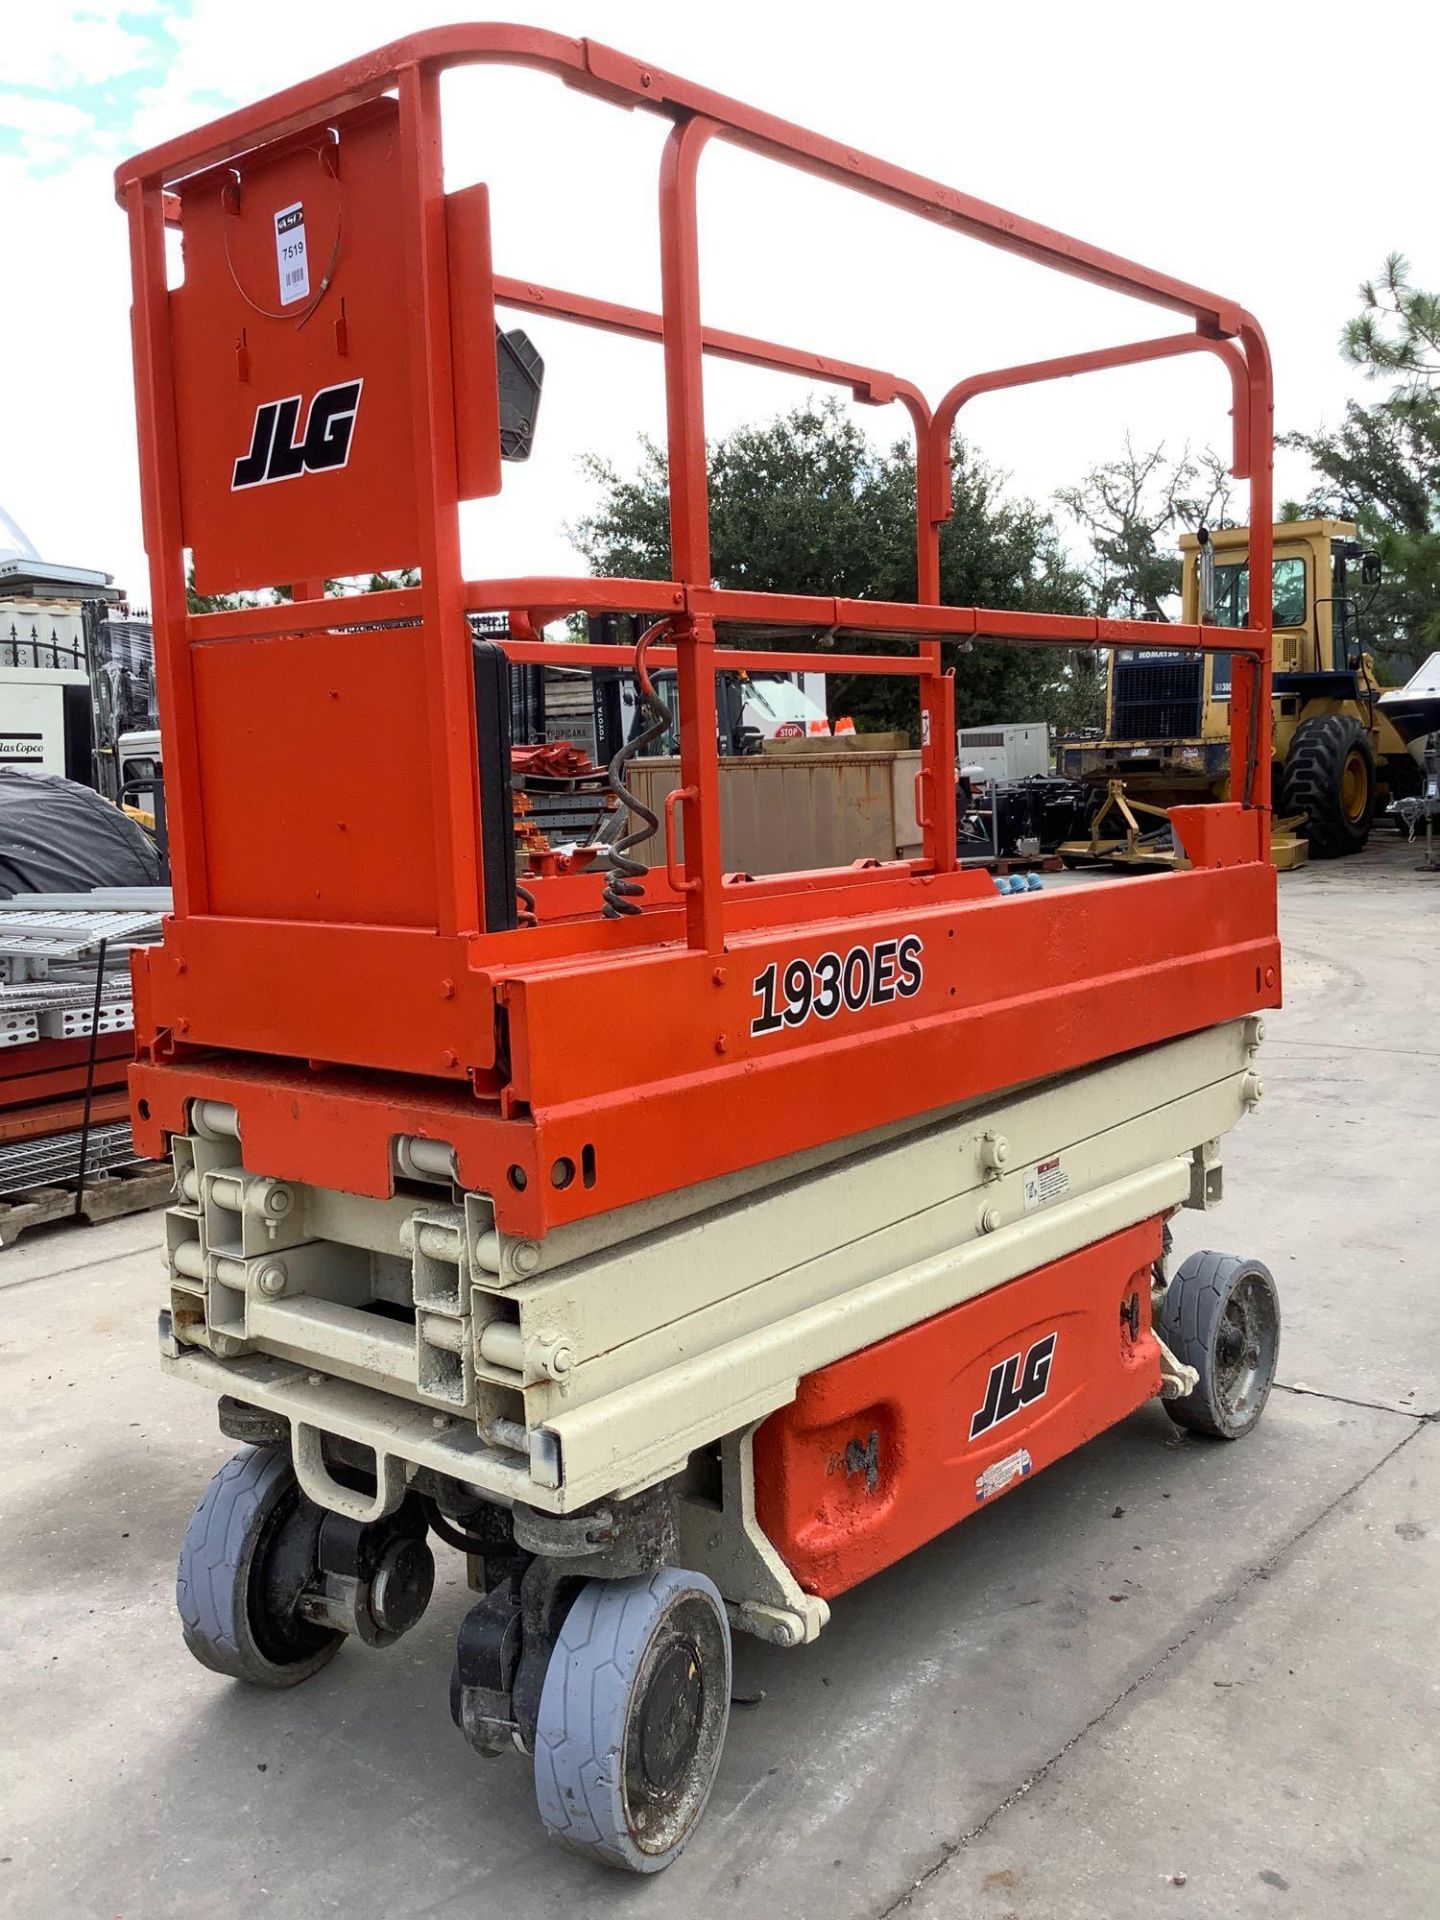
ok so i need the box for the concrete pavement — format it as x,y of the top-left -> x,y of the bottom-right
1,834 -> 1435,1918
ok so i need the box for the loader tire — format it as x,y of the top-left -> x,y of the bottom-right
177,1445 -> 343,1688
1157,1251 -> 1280,1440
1280,713 -> 1376,857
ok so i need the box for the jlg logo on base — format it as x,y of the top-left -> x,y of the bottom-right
969,1332 -> 1058,1439
232,379 -> 363,489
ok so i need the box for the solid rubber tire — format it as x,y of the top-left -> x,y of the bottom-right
176,1445 -> 343,1688
1157,1251 -> 1281,1440
532,1568 -> 732,1872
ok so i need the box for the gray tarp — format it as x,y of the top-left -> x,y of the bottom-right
0,770 -> 163,897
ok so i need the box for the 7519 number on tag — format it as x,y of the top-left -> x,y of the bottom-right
751,935 -> 923,1035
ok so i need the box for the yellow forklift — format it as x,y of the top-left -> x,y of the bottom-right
1058,519 -> 1420,866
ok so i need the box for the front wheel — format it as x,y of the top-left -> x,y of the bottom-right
533,1568 -> 732,1873
1281,713 -> 1376,857
1157,1252 -> 1281,1440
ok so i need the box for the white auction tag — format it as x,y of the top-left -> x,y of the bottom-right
274,201 -> 310,305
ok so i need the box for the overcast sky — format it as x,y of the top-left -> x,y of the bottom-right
3,0 -> 1435,606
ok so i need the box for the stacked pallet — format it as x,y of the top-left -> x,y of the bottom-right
0,890 -> 170,1234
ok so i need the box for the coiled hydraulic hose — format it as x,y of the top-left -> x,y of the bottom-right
599,619 -> 677,917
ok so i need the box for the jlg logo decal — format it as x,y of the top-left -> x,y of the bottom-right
969,1332 -> 1058,1439
231,379 -> 363,489
750,934 -> 923,1035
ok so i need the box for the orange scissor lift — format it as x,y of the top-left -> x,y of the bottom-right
117,27 -> 1283,1871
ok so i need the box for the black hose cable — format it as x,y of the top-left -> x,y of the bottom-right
420,1497 -> 495,1556
600,619 -> 677,917
73,937 -> 108,1221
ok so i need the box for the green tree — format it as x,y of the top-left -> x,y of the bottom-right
356,569 -> 420,594
1056,439 -> 1235,622
184,564 -> 256,615
569,398 -> 1089,738
1282,255 -> 1440,659
1047,441 -> 1234,736
186,566 -> 419,614
1343,252 -> 1440,383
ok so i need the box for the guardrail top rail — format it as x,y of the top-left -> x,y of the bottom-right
116,27 -> 1280,1226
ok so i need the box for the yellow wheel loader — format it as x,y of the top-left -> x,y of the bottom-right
1058,519 -> 1421,865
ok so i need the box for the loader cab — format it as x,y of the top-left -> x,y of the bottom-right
1178,518 -> 1375,706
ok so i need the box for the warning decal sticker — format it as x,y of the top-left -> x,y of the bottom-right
1022,1154 -> 1070,1214
976,1447 -> 1032,1503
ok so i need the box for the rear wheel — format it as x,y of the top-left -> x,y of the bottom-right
1280,713 -> 1376,857
177,1446 -> 343,1688
1157,1252 -> 1281,1440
